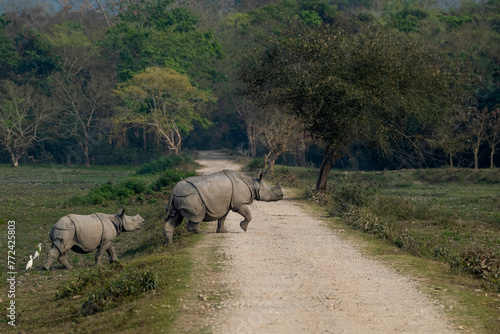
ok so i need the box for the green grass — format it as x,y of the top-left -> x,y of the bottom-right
2,161 -> 499,333
0,160 -> 203,332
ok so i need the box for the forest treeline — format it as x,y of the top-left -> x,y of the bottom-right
0,0 -> 499,181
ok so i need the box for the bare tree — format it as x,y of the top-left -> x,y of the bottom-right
485,108 -> 500,168
47,22 -> 116,166
432,116 -> 466,168
0,81 -> 53,166
256,106 -> 305,172
462,107 -> 491,170
55,0 -> 123,27
52,67 -> 116,166
234,98 -> 262,157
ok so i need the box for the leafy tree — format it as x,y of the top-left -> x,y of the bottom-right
0,15 -> 57,88
241,24 -> 469,189
0,16 -> 19,80
215,0 -> 338,155
106,0 -> 223,86
113,66 -> 215,155
0,80 -> 53,166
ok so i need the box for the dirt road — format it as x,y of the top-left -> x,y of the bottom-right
176,151 -> 457,333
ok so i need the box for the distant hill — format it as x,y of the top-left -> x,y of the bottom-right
0,0 -> 61,14
1,0 -> 465,15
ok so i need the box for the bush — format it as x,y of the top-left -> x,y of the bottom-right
68,178 -> 148,205
56,263 -> 159,317
151,170 -> 197,192
304,187 -> 333,207
136,155 -> 194,175
331,183 -> 377,214
267,167 -> 301,187
457,248 -> 500,291
246,158 -> 264,171
80,267 -> 159,316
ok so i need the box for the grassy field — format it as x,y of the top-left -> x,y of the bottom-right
1,159 -> 499,333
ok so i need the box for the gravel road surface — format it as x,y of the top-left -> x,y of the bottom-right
175,151 -> 457,334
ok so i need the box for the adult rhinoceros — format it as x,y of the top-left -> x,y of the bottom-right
164,170 -> 283,244
43,208 -> 145,270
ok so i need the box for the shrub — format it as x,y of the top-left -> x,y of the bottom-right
68,178 -> 148,205
304,187 -> 333,207
56,263 -> 160,317
331,183 -> 377,214
457,248 -> 500,291
151,170 -> 197,192
268,167 -> 300,187
80,268 -> 159,316
136,155 -> 194,175
246,158 -> 264,171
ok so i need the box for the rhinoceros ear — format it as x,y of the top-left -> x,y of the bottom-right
258,170 -> 264,180
118,207 -> 126,216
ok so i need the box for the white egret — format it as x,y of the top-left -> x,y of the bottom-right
33,243 -> 42,260
26,255 -> 33,270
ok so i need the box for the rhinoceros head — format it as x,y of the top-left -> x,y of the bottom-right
255,171 -> 283,202
119,208 -> 146,232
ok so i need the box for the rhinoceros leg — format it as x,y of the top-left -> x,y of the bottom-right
187,221 -> 203,234
95,241 -> 112,265
43,244 -> 73,270
58,253 -> 73,269
216,213 -> 229,233
42,247 -> 60,270
106,244 -> 119,263
164,212 -> 183,245
236,204 -> 252,232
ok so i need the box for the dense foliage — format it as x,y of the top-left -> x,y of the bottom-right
0,0 -> 499,171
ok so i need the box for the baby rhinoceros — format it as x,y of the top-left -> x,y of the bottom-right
164,170 -> 283,245
43,208 -> 145,270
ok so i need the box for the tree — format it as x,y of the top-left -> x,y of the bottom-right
113,66 -> 215,155
0,16 -> 19,81
46,22 -> 116,166
485,108 -> 500,168
431,116 -> 466,168
106,0 -> 223,87
0,80 -> 53,166
241,24 -> 469,189
250,105 -> 305,172
462,107 -> 490,170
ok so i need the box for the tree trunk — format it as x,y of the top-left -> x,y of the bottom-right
474,146 -> 479,170
491,150 -> 495,168
10,153 -> 20,167
269,157 -> 276,172
316,146 -> 336,191
82,143 -> 90,167
263,152 -> 270,170
449,152 -> 453,168
247,124 -> 257,157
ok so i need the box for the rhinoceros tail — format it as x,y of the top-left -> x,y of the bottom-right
166,192 -> 174,217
